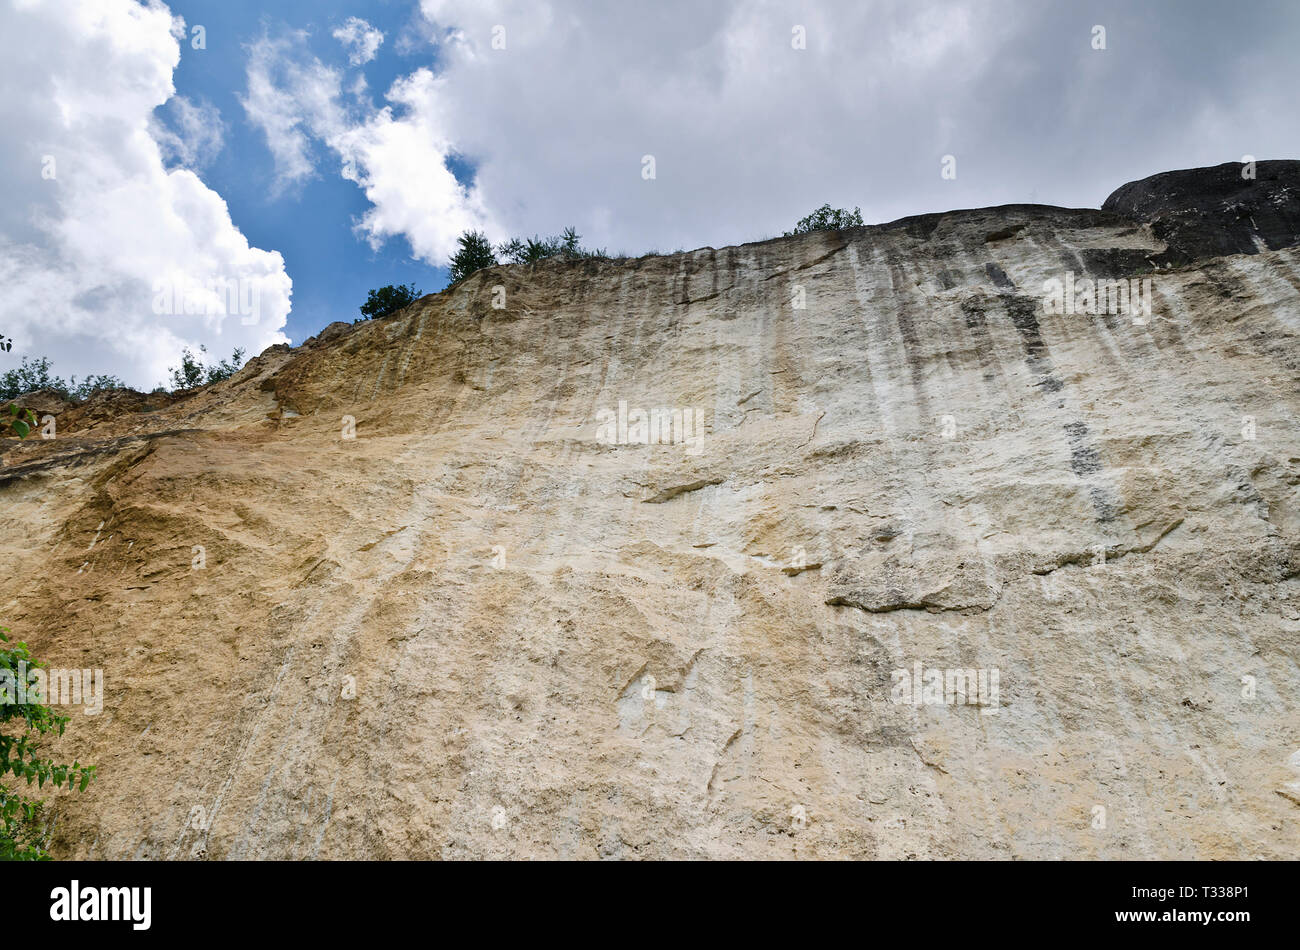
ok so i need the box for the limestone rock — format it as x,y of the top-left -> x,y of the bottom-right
2,163 -> 1299,859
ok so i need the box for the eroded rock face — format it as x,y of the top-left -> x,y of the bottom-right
3,165 -> 1299,859
12,387 -> 72,417
1102,159 -> 1300,261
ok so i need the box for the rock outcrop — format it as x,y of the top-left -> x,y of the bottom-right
3,162 -> 1298,859
1102,159 -> 1300,261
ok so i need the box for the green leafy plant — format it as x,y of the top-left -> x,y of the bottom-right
784,204 -> 864,236
0,356 -> 123,403
358,283 -> 423,321
3,404 -> 37,440
447,231 -> 498,285
168,348 -> 205,390
445,226 -> 607,288
204,347 -> 246,384
0,626 -> 96,861
496,226 -> 602,265
167,345 -> 245,390
68,374 -> 127,400
2,357 -> 60,399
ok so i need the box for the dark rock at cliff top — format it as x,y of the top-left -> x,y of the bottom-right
1103,159 -> 1300,261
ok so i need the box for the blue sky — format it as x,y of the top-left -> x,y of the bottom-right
166,0 -> 454,342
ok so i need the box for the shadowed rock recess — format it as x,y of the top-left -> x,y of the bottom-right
4,162 -> 1300,860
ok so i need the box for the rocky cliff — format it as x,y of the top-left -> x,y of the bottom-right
3,162 -> 1299,859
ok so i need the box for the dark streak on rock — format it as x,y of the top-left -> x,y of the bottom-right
984,262 -> 1016,290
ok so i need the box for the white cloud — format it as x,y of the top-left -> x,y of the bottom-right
242,30 -> 492,262
332,69 -> 493,261
405,0 -> 1004,253
244,0 -> 1010,262
333,16 -> 384,66
239,31 -> 343,192
0,0 -> 290,391
150,94 -> 224,169
241,0 -> 1300,270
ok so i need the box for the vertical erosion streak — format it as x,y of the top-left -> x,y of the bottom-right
994,273 -> 1123,524
395,307 -> 429,388
884,251 -> 934,426
846,242 -> 902,439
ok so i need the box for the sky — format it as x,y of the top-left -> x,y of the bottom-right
2,0 -> 1299,390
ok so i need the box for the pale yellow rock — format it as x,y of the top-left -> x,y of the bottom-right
2,202 -> 1298,859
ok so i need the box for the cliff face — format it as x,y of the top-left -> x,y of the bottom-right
3,164 -> 1299,859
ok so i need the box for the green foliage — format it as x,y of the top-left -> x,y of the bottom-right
168,348 -> 205,390
3,403 -> 37,439
167,345 -> 245,390
784,204 -> 864,236
1,357 -> 60,400
69,374 -> 126,401
494,237 -> 538,265
447,231 -> 498,285
358,283 -> 423,321
0,356 -> 123,403
0,626 -> 96,861
205,347 -> 246,384
444,226 -> 609,289
496,226 -> 603,265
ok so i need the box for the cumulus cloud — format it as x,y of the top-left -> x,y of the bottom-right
242,0 -> 1300,265
0,0 -> 290,390
150,94 -> 224,169
312,0 -> 1009,254
2,0 -> 1288,390
333,16 -> 384,66
239,30 -> 344,193
242,29 -> 492,262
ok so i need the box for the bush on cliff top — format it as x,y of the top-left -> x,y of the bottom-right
167,345 -> 246,391
784,204 -> 864,236
447,231 -> 498,285
445,226 -> 605,287
357,283 -> 423,321
0,356 -> 123,403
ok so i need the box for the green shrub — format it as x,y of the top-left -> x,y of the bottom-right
0,356 -> 123,403
445,227 -> 607,287
784,204 -> 864,236
358,283 -> 423,321
167,345 -> 245,390
497,227 -> 602,265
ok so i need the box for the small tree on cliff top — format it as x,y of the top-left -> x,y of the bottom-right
446,232 -> 497,285
358,283 -> 423,320
167,345 -> 246,391
784,204 -> 864,236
